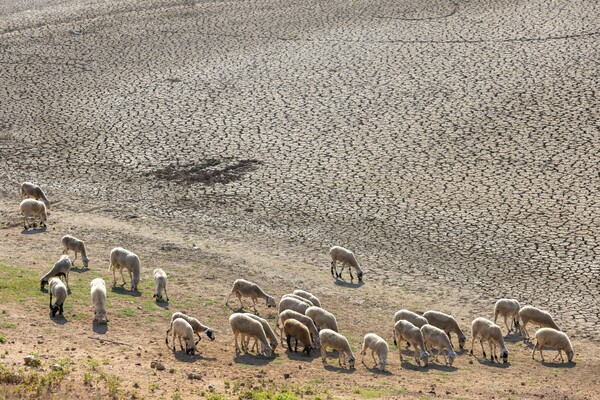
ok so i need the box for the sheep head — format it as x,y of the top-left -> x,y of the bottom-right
420,350 -> 430,366
348,355 -> 356,369
357,271 -> 364,281
266,296 -> 276,308
185,346 -> 195,355
458,335 -> 466,350
205,328 -> 215,341
501,348 -> 509,363
567,350 -> 574,362
82,257 -> 90,268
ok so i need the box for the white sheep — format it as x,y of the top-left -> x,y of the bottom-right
90,278 -> 108,324
61,235 -> 90,268
519,305 -> 560,339
277,309 -> 321,349
243,314 -> 279,354
166,312 -> 215,346
394,309 -> 428,327
470,317 -> 509,363
329,245 -> 364,282
420,324 -> 457,366
283,319 -> 313,356
319,329 -> 355,369
171,318 -> 198,355
153,268 -> 169,302
20,182 -> 50,206
228,313 -> 272,357
20,199 -> 47,230
49,277 -> 67,317
40,255 -> 72,290
305,306 -> 339,332
494,299 -> 521,334
393,319 -> 430,367
278,296 -> 311,315
422,310 -> 467,350
108,247 -> 141,290
282,293 -> 314,307
532,328 -> 574,363
361,333 -> 389,371
225,279 -> 276,313
292,290 -> 322,307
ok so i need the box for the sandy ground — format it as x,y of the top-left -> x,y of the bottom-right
1,0 -> 599,398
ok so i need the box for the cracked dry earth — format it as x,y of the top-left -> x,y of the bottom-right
0,0 -> 599,399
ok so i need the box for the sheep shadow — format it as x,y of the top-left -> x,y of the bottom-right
361,363 -> 393,375
50,315 -> 68,325
21,226 -> 47,235
333,279 -> 364,289
323,364 -> 356,373
398,361 -> 429,372
503,334 -> 523,344
92,323 -> 108,334
111,286 -> 141,297
283,349 -> 316,362
425,362 -> 458,372
233,353 -> 276,366
472,356 -> 511,368
539,360 -> 576,368
173,351 -> 217,363
154,300 -> 170,309
70,266 -> 89,274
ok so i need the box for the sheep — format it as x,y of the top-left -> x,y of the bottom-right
20,182 -> 50,206
108,247 -> 141,290
90,278 -> 108,324
278,309 -> 321,349
243,314 -> 279,354
153,268 -> 169,302
305,306 -> 339,332
228,313 -> 272,357
519,305 -> 560,340
394,309 -> 428,327
282,293 -> 314,307
470,317 -> 509,363
278,296 -> 311,315
171,318 -> 197,355
329,245 -> 364,282
361,333 -> 389,371
494,299 -> 521,334
40,255 -> 72,290
422,310 -> 467,350
393,320 -> 430,367
61,235 -> 90,268
166,312 -> 215,346
319,329 -> 355,368
292,290 -> 322,308
532,328 -> 574,363
283,319 -> 313,356
20,199 -> 47,230
48,277 -> 67,317
421,324 -> 457,366
225,279 -> 276,313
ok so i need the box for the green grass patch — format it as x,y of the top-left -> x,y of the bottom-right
0,264 -> 41,305
119,307 -> 136,318
353,387 -> 408,398
0,357 -> 72,397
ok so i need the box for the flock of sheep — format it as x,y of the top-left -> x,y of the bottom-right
20,181 -> 574,372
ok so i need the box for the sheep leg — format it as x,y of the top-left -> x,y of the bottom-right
539,346 -> 545,362
59,303 -> 64,315
49,293 -> 53,309
127,269 -> 132,285
172,331 -> 176,351
321,346 -> 327,364
294,337 -> 299,353
163,286 -> 169,302
349,267 -> 354,282
479,339 -> 486,358
119,269 -> 126,285
504,315 -> 511,333
252,298 -> 258,314
195,333 -> 201,345
330,261 -> 336,278
521,321 -> 529,339
178,336 -> 185,351
490,342 -> 497,362
531,342 -> 538,359
470,336 -> 476,357
554,350 -> 563,362
74,251 -> 78,261
234,333 -> 241,355
286,334 -> 293,352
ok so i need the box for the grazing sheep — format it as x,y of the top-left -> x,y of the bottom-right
532,328 -> 574,363
329,246 -> 364,282
319,329 -> 355,369
171,318 -> 197,355
283,319 -> 313,356
61,235 -> 90,268
166,312 -> 215,346
519,305 -> 560,339
278,296 -> 311,315
228,313 -> 272,357
394,309 -> 428,327
244,314 -> 279,354
421,324 -> 457,366
305,306 -> 338,332
40,255 -> 72,290
361,333 -> 389,371
393,320 -> 430,367
90,278 -> 108,324
277,309 -> 321,349
470,317 -> 509,363
108,247 -> 141,290
225,279 -> 276,313
422,310 -> 467,350
282,293 -> 314,307
153,268 -> 169,302
494,299 -> 521,334
292,290 -> 322,307
48,277 -> 67,317
20,199 -> 47,230
20,182 -> 50,206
